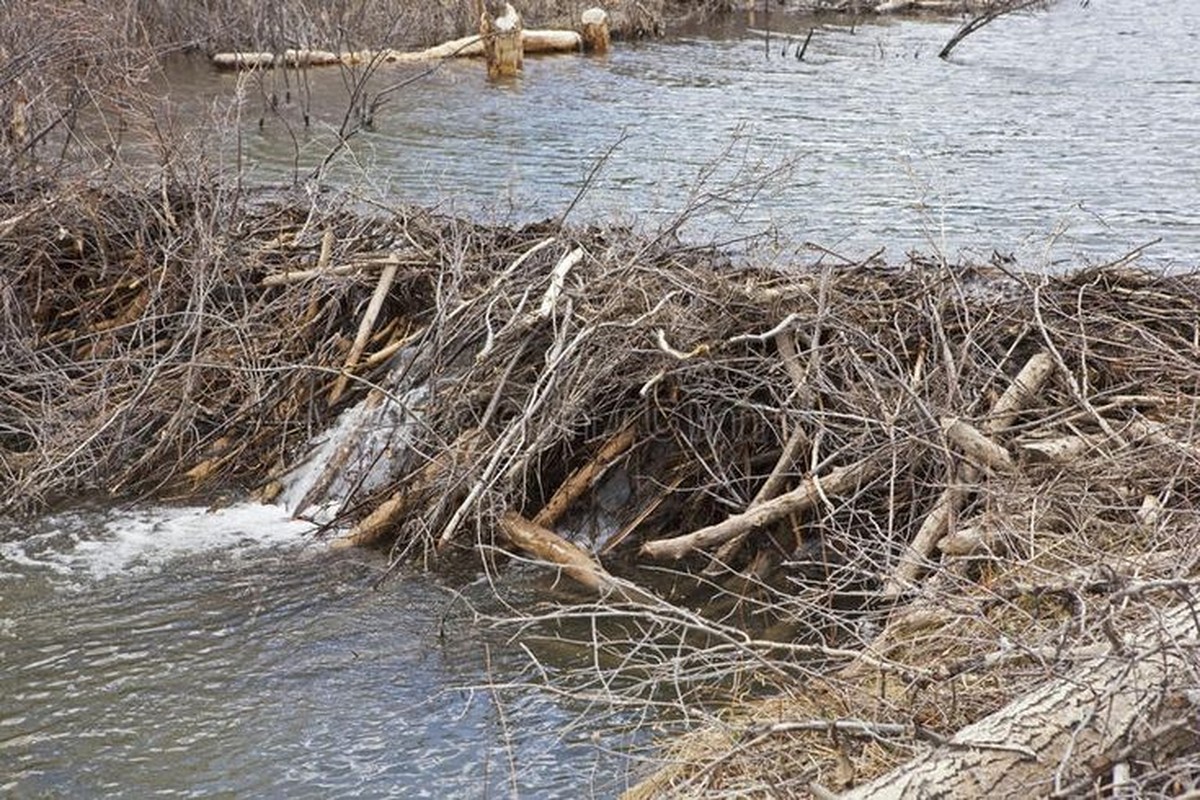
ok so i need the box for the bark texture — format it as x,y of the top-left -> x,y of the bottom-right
841,602 -> 1200,798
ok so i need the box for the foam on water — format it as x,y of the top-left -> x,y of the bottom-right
0,502 -> 317,582
0,347 -> 435,584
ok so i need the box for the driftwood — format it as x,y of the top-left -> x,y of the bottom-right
842,601 -> 1200,798
211,30 -> 581,71
501,512 -> 656,603
640,459 -> 874,561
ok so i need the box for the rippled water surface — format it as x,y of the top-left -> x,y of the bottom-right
160,1 -> 1200,267
0,506 -> 636,797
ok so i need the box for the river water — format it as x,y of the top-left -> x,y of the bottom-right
3,3 -> 1198,797
174,0 -> 1200,268
0,504 -> 639,796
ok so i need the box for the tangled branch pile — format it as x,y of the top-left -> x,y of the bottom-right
3,171 -> 1199,792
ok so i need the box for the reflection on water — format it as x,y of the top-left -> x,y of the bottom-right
150,1 -> 1198,268
0,506 -> 640,797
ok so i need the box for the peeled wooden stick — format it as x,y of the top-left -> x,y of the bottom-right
984,351 -> 1055,434
1017,434 -> 1097,464
331,427 -> 481,549
501,512 -> 656,604
705,421 -> 810,574
532,247 -> 583,321
640,459 -> 873,561
328,261 -> 398,406
942,417 -> 1014,473
882,351 -> 1054,597
1124,417 -> 1200,462
260,253 -> 404,287
532,423 -> 636,529
331,491 -> 411,551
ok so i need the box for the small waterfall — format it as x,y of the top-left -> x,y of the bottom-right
276,384 -> 427,522
277,341 -> 432,524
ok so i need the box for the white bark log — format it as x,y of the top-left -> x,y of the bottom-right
639,459 -> 874,560
841,602 -> 1200,798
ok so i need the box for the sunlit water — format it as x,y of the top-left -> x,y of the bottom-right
152,0 -> 1200,269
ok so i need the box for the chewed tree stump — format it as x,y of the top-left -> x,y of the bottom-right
481,2 -> 523,78
581,8 -> 610,54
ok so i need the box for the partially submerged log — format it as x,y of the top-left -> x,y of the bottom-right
501,512 -> 656,604
211,30 -> 581,71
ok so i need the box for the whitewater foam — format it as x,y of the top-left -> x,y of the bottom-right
0,503 -> 318,582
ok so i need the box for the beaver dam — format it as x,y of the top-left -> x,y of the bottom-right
2,179 -> 1198,795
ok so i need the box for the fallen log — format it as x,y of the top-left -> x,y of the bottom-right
639,458 -> 874,561
211,30 -> 582,71
501,512 -> 656,604
841,600 -> 1200,798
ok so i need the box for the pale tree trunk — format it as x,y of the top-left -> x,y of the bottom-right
841,602 -> 1200,798
581,7 -> 611,53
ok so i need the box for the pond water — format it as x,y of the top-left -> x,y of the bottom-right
159,0 -> 1199,269
5,3 -> 1198,797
